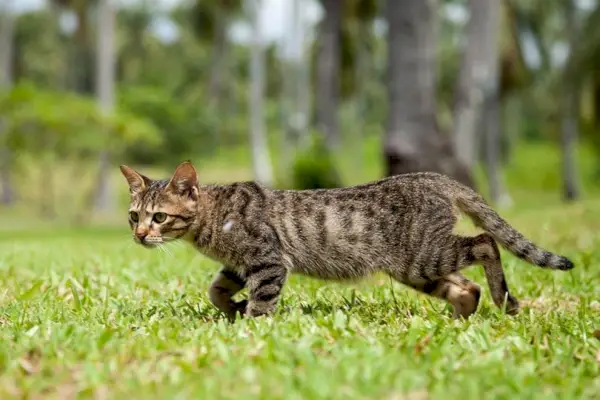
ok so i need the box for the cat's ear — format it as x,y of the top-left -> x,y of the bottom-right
120,165 -> 151,195
167,161 -> 199,199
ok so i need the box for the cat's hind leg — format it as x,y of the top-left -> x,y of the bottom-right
391,272 -> 481,319
457,233 -> 520,315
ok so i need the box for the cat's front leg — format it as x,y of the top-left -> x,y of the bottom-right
208,268 -> 247,320
245,263 -> 288,317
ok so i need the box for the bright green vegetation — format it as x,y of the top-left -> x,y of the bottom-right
0,142 -> 599,399
0,194 -> 599,398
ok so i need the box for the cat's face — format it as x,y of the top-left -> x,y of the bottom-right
120,162 -> 199,249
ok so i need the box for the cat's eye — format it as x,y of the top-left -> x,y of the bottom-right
129,211 -> 139,222
153,212 -> 167,223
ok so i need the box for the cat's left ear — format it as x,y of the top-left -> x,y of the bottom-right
120,165 -> 151,195
167,161 -> 199,199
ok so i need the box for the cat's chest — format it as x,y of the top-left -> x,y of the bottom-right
186,219 -> 250,267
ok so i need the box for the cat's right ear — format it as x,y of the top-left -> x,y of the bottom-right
120,165 -> 150,195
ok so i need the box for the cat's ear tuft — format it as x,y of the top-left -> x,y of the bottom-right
120,165 -> 150,195
167,161 -> 199,199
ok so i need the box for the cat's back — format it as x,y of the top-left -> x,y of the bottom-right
261,172 -> 458,278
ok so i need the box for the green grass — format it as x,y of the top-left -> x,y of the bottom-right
0,198 -> 599,399
1,140 -> 599,398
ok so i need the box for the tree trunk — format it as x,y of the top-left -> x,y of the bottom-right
561,91 -> 580,201
73,5 -> 94,94
0,7 -> 15,205
280,58 -> 294,166
281,0 -> 311,164
94,0 -> 116,212
472,0 -> 510,205
561,0 -> 580,201
296,0 -> 311,149
482,87 -> 511,206
207,7 -> 229,148
247,0 -> 274,186
384,0 -> 473,187
352,20 -> 369,171
452,0 -> 495,170
208,8 -> 228,102
281,0 -> 300,165
315,0 -> 343,149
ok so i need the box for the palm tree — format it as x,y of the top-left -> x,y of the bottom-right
560,0 -> 580,201
384,0 -> 473,187
280,0 -> 311,162
186,0 -> 242,145
117,4 -> 153,84
453,0 -> 494,170
247,0 -> 274,186
94,0 -> 115,212
50,0 -> 95,94
469,0 -> 512,205
0,5 -> 15,205
505,0 -> 580,201
315,0 -> 343,149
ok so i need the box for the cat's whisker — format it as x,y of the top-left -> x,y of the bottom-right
158,243 -> 174,258
155,243 -> 166,256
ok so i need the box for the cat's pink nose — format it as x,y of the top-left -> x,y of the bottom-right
135,230 -> 148,240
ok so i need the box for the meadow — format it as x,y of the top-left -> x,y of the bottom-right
0,142 -> 599,399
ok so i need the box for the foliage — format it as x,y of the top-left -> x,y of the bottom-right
12,10 -> 66,90
0,82 -> 160,160
188,0 -> 242,41
4,0 -> 600,207
288,132 -> 343,190
0,82 -> 161,220
118,85 -> 217,166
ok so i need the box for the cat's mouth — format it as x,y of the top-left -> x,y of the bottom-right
133,236 -> 163,249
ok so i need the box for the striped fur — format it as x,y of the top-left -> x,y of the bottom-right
120,162 -> 574,320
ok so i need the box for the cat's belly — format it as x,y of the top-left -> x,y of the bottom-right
289,253 -> 379,281
191,243 -> 244,269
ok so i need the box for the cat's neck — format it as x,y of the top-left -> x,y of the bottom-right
195,183 -> 223,220
185,184 -> 229,246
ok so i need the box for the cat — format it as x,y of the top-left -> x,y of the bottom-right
120,161 -> 574,320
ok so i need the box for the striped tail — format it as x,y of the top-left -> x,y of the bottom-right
455,194 -> 574,271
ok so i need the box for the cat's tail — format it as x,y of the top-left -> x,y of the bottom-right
454,192 -> 574,271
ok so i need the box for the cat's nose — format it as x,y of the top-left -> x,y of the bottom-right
135,230 -> 148,240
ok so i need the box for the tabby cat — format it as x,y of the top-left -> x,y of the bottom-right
120,161 -> 574,320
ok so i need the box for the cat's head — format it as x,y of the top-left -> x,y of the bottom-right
119,161 -> 199,248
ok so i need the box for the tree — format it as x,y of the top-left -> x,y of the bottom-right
315,0 -> 343,149
189,0 -> 241,98
452,0 -> 494,170
188,0 -> 242,146
247,0 -> 273,186
94,0 -> 116,212
0,5 -> 15,205
478,0 -> 511,206
0,83 -> 160,220
384,0 -> 473,187
116,4 -> 153,84
342,0 -> 379,168
280,0 -> 312,164
560,0 -> 581,201
50,0 -> 95,94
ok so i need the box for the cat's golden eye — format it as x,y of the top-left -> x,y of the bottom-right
129,211 -> 139,222
153,212 -> 167,223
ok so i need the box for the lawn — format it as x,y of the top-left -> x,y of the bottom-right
0,196 -> 598,400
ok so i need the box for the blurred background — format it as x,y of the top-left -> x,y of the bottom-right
0,0 -> 599,229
